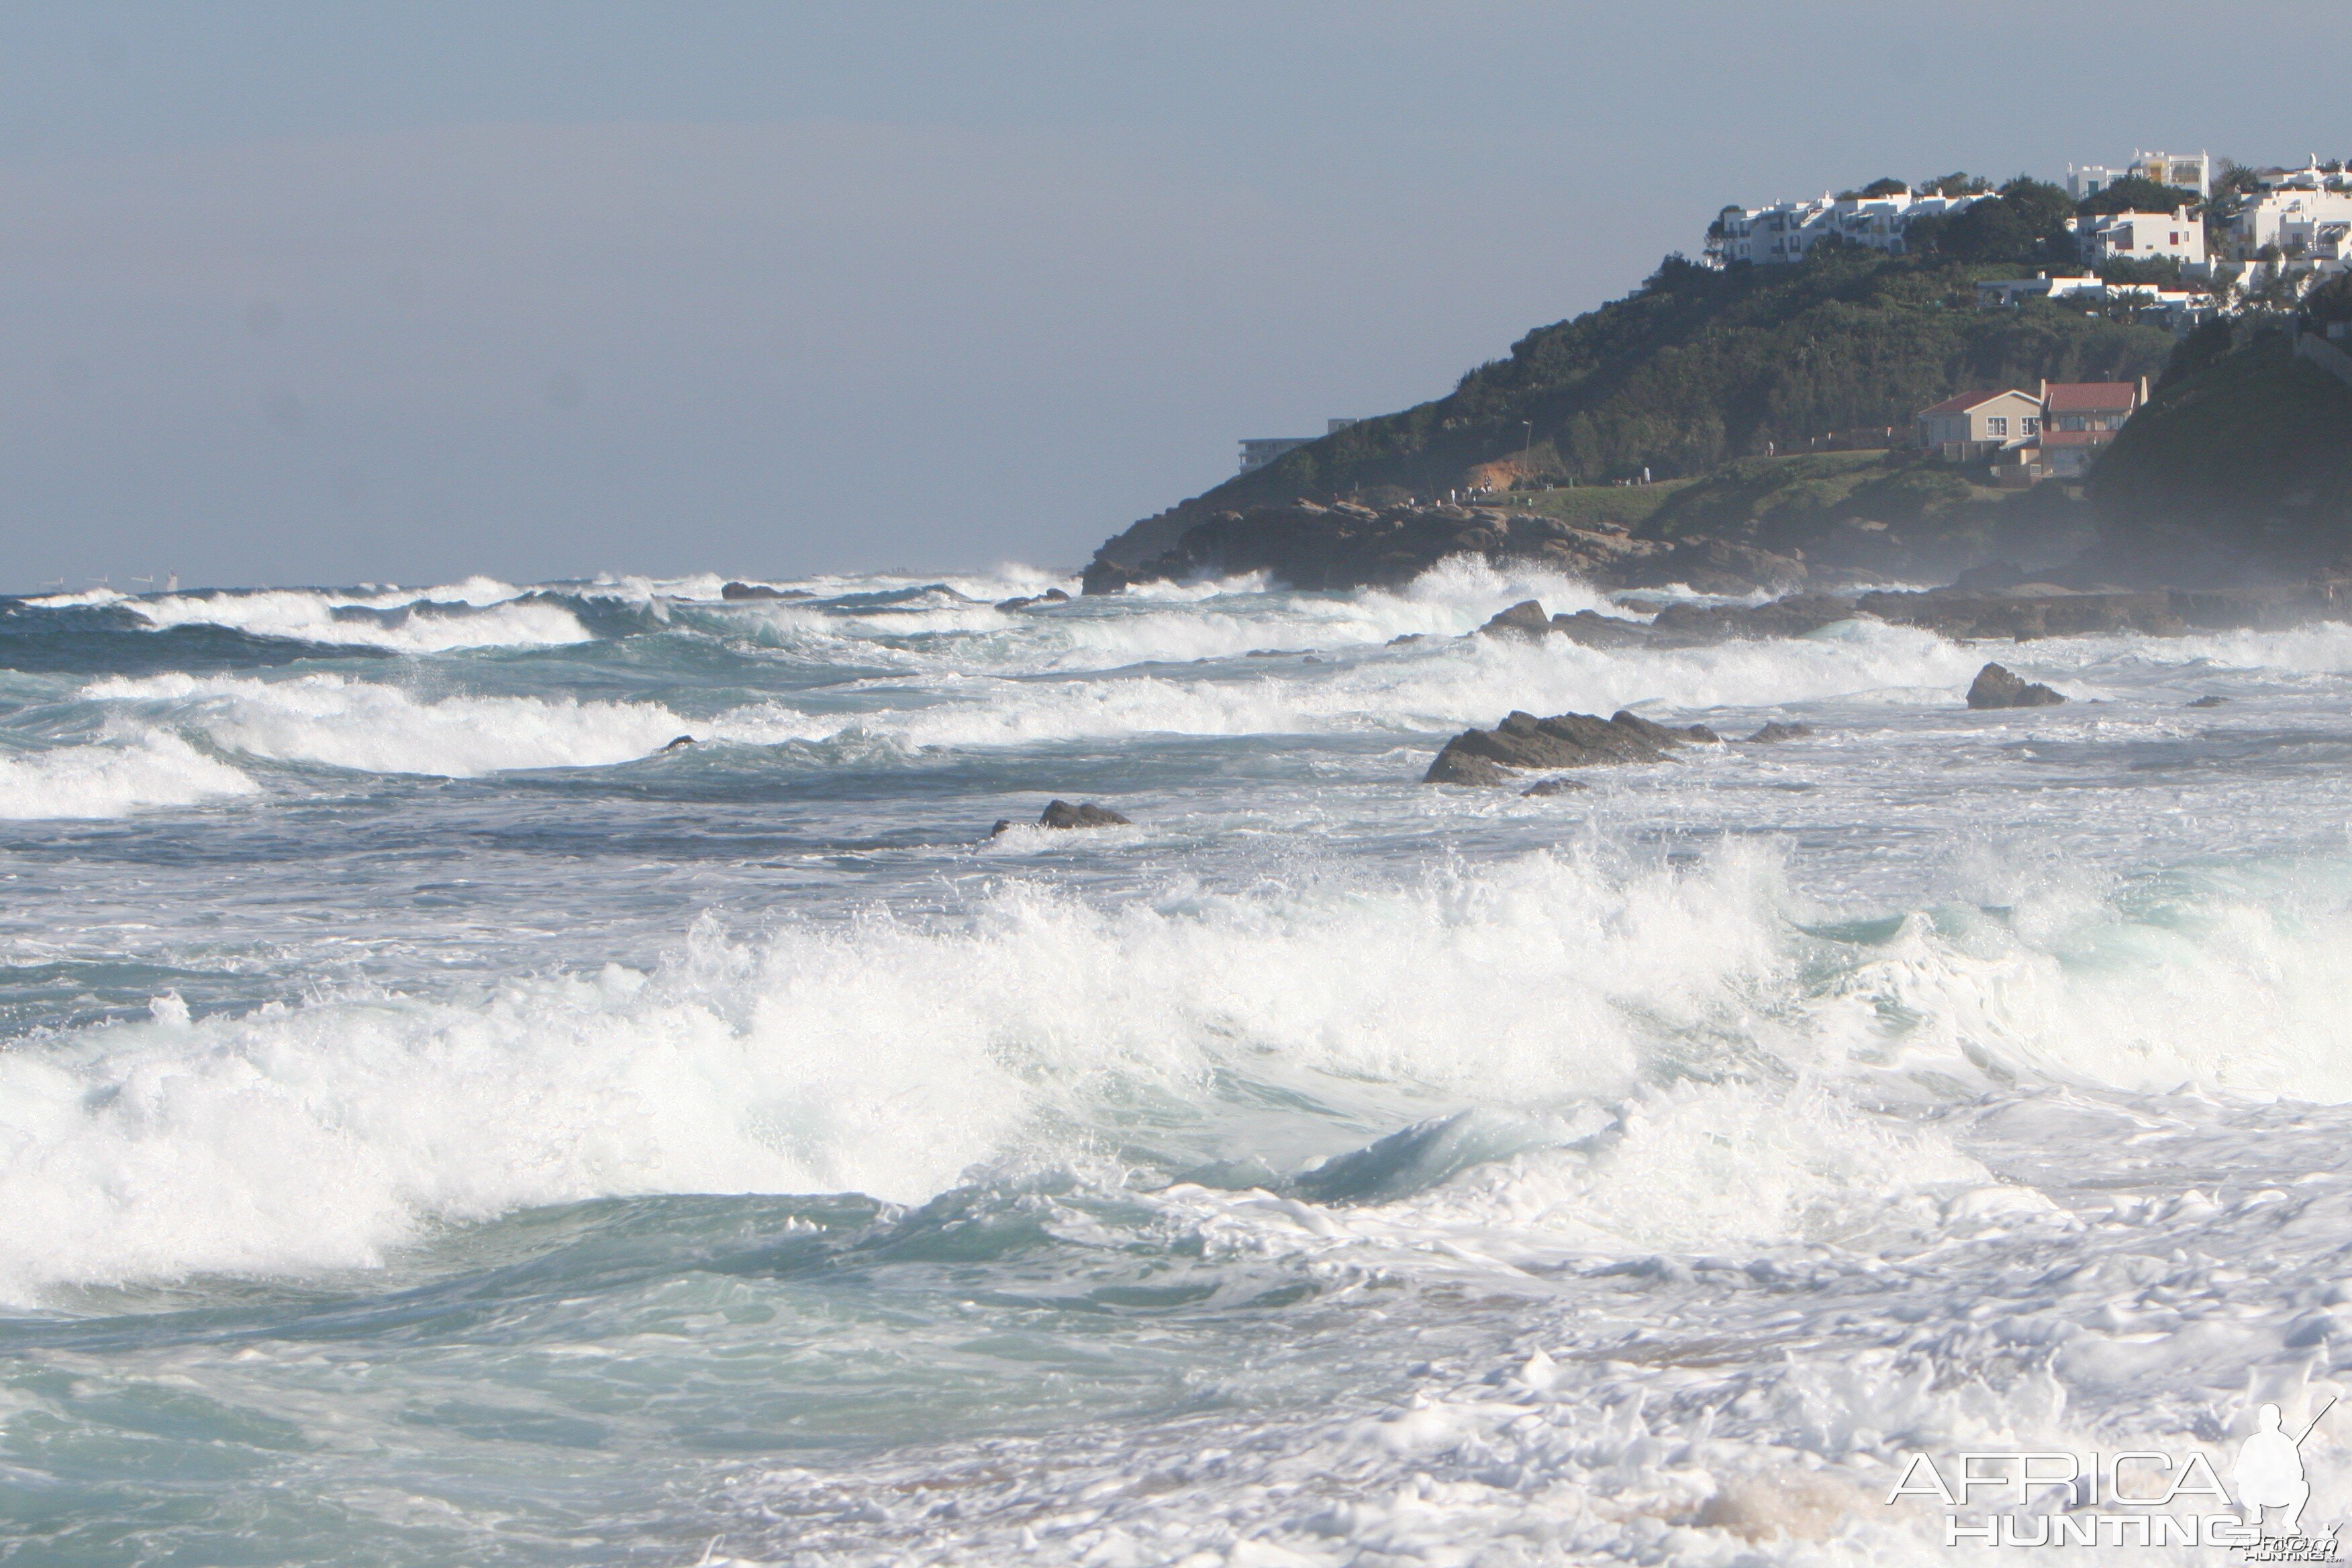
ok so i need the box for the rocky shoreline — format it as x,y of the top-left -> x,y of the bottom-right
1082,499 -> 2352,637
1083,499 -> 1807,598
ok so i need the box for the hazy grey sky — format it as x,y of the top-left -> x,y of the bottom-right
5,1 -> 2346,589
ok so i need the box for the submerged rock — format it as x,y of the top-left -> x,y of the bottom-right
720,581 -> 813,601
1743,722 -> 1813,743
659,734 -> 697,752
1966,663 -> 2066,709
1424,708 -> 1714,785
1519,777 -> 1589,797
2188,694 -> 2228,708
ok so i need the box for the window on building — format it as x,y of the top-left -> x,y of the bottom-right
2023,417 -> 2040,436
1986,417 -> 2008,437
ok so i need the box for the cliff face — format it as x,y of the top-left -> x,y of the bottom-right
2088,327 -> 2352,584
1095,252 -> 2174,568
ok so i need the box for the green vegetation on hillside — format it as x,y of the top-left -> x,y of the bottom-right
1634,449 -> 2094,576
2092,324 -> 2352,573
1098,247 -> 2174,564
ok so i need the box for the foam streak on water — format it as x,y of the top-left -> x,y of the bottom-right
5,565 -> 2352,1564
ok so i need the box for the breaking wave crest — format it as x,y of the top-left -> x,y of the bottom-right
0,731 -> 257,820
82,673 -> 695,776
15,837 -> 2352,1301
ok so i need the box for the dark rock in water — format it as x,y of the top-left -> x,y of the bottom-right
1477,600 -> 1551,638
660,734 -> 697,752
1861,587 -> 2182,640
1081,558 -> 1146,595
1519,777 -> 1589,797
1038,799 -> 1132,830
1387,633 -> 1426,646
1967,663 -> 2066,709
994,588 -> 1074,611
1743,722 -> 1813,743
1549,609 -> 1655,648
1424,707 -> 1712,785
1425,749 -> 1516,787
1651,593 -> 1857,642
2188,694 -> 2227,708
720,581 -> 812,601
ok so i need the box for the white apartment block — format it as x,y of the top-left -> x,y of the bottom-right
2074,207 -> 2208,268
2232,175 -> 2352,275
1710,186 -> 1990,266
2066,150 -> 2212,201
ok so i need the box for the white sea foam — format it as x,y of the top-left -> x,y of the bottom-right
81,673 -> 692,776
0,846 -> 1792,1299
0,732 -> 258,820
18,835 -> 2352,1303
125,579 -> 591,650
724,613 -> 1983,756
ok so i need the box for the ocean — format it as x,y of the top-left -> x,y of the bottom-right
3,558 -> 2349,1564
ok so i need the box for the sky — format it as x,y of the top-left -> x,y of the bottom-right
5,1 -> 2348,590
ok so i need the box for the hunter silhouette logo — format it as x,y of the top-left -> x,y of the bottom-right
1885,1399 -> 2339,1551
2235,1400 -> 2326,1536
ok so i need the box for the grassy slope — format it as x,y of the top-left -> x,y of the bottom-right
1098,252 -> 2175,563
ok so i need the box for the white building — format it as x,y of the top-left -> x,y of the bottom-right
1709,186 -> 1991,266
2231,175 -> 2352,275
1974,274 -> 2108,307
2067,150 -> 2212,201
1974,273 -> 2214,333
2073,207 -> 2208,269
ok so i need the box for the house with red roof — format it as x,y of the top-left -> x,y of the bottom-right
1916,389 -> 2042,457
2035,378 -> 2148,478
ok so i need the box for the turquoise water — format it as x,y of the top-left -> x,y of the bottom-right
7,562 -> 2352,1563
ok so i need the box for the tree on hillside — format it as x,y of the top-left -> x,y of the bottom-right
2077,175 -> 2200,215
1919,172 -> 1991,197
1902,178 -> 2077,267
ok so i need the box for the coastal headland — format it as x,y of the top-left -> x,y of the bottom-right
1087,209 -> 2352,634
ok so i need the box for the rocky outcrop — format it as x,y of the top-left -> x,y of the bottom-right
992,799 -> 1134,835
1424,709 -> 1716,785
721,582 -> 814,601
993,589 -> 1072,611
1743,722 -> 1812,742
1860,587 -> 2182,640
1477,600 -> 1552,638
1966,663 -> 2065,709
1083,501 -> 1664,595
1038,799 -> 1130,829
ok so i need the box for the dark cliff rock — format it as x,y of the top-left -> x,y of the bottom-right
1966,663 -> 2065,709
1424,709 -> 1715,785
1082,501 -> 1662,595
